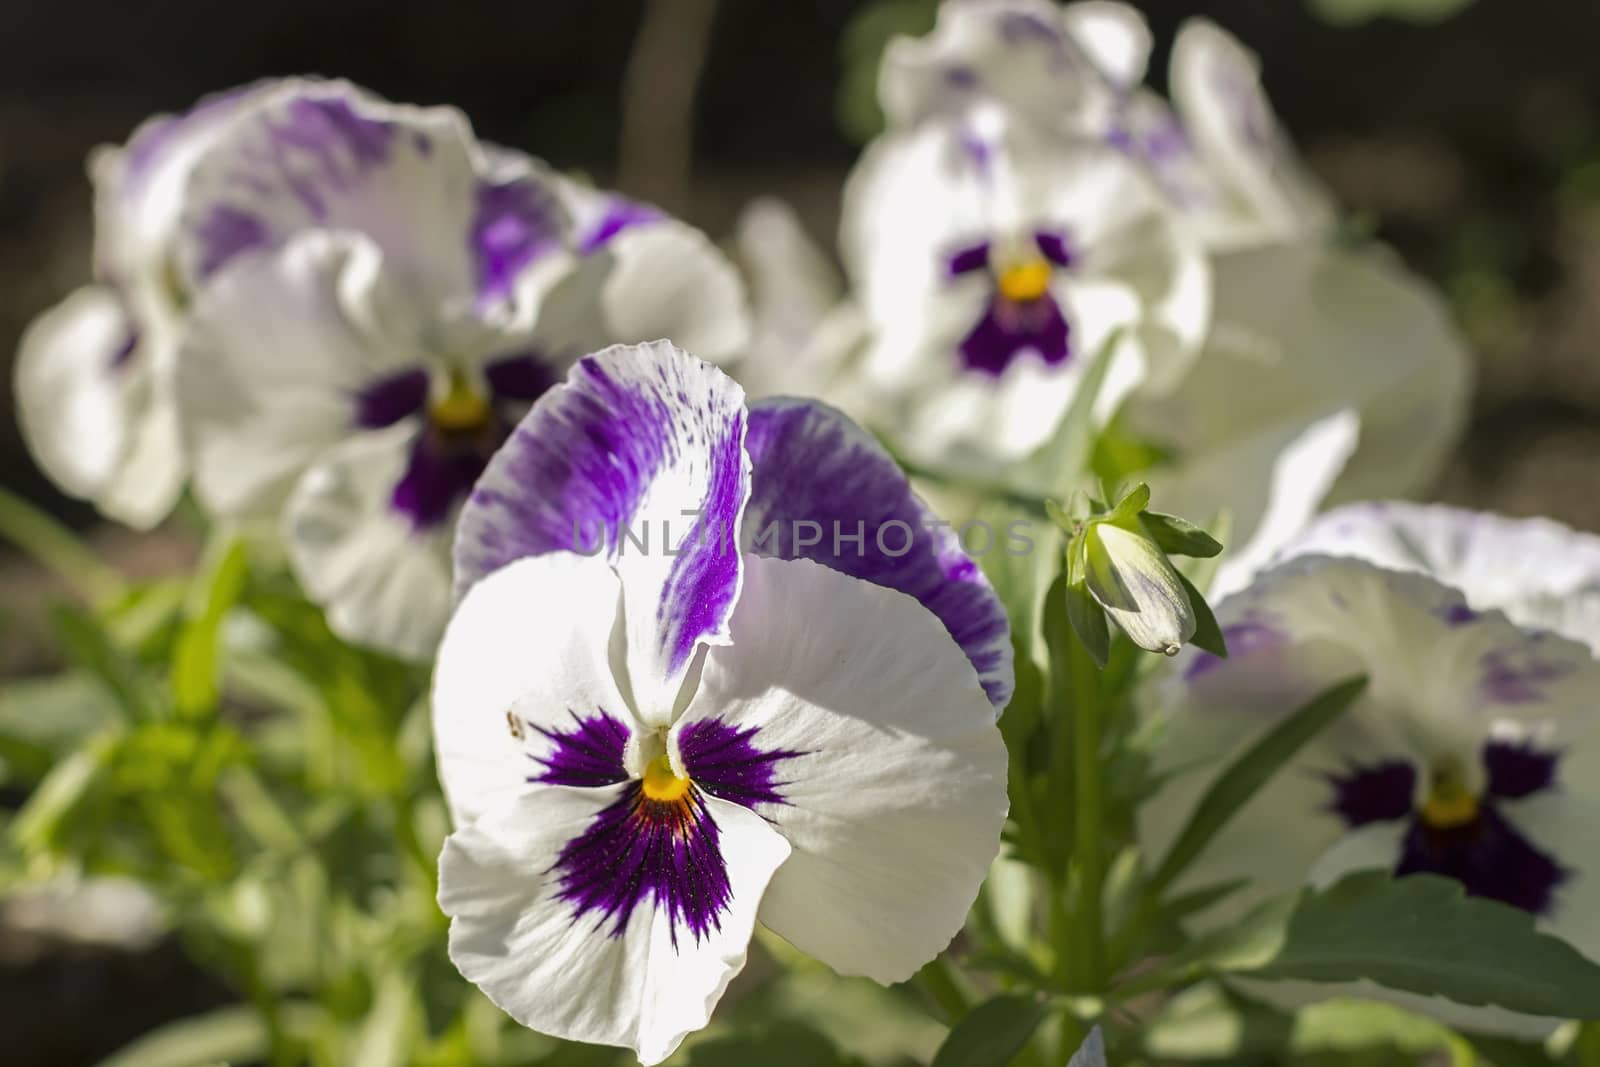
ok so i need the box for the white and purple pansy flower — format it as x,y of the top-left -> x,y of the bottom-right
840,102 -> 1209,475
173,80 -> 573,658
1142,554 -> 1600,1032
529,175 -> 751,366
1277,502 -> 1600,655
878,0 -> 1151,139
12,80 -> 289,528
433,341 -> 1010,1063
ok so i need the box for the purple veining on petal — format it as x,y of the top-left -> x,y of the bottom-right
483,352 -> 559,403
1439,602 -> 1480,627
945,241 -> 991,278
550,782 -> 732,947
192,206 -> 270,280
391,429 -> 498,532
958,291 -> 1070,375
1326,760 -> 1416,827
743,400 -> 1014,708
121,85 -> 255,193
944,65 -> 979,89
958,133 -> 993,174
1396,803 -> 1569,916
1480,648 -> 1574,705
531,711 -> 631,788
109,327 -> 140,371
352,367 -> 430,429
472,176 -> 562,306
1185,620 -> 1286,680
455,348 -> 750,671
1484,738 -> 1561,800
288,95 -> 394,168
577,197 -> 663,255
1035,230 -> 1074,267
677,718 -> 802,811
999,11 -> 1061,45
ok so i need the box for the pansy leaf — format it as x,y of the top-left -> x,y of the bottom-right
1108,482 -> 1151,522
1177,570 -> 1228,659
930,994 -> 1049,1067
1134,871 -> 1600,1019
1141,511 -> 1224,559
1148,677 -> 1366,894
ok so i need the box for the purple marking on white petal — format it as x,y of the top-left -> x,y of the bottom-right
1396,803 -> 1568,916
120,85 -> 257,194
1438,602 -> 1480,627
677,717 -> 801,811
192,206 -> 270,280
455,346 -> 750,672
1480,649 -> 1574,705
944,65 -> 979,89
958,290 -> 1070,375
1483,738 -> 1561,800
472,176 -> 562,306
109,326 -> 139,371
945,241 -> 992,278
743,399 -> 1014,709
1325,760 -> 1415,828
1034,230 -> 1074,268
391,429 -> 497,532
352,368 -> 430,429
577,197 -> 663,255
958,133 -> 994,174
532,710 -> 630,788
483,352 -> 559,403
1184,619 -> 1285,679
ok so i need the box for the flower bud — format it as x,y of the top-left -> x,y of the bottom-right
1083,519 -> 1196,656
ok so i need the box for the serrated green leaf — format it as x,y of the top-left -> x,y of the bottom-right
1177,570 -> 1228,659
1149,677 -> 1365,894
1141,511 -> 1224,558
930,994 -> 1049,1067
1138,871 -> 1600,1018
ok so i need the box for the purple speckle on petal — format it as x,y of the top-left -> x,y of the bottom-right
1480,649 -> 1573,705
472,177 -> 562,306
944,65 -> 979,89
109,327 -> 140,371
1439,602 -> 1480,627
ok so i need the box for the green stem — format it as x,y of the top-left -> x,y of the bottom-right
916,954 -> 971,1024
0,484 -> 124,605
1069,634 -> 1107,990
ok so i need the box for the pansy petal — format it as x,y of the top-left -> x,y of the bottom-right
1062,2 -> 1151,90
1169,18 -> 1335,245
743,397 -> 1013,709
1505,791 -> 1600,968
534,218 -> 750,364
679,554 -> 1007,983
14,288 -> 136,507
177,231 -> 430,517
439,785 -> 789,1065
456,341 -> 749,723
433,552 -> 639,827
282,426 -> 453,661
175,81 -> 482,303
1283,503 -> 1600,653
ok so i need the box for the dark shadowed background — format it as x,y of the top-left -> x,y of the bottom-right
1,0 -> 1598,1061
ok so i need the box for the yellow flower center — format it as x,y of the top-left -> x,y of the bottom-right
1420,773 -> 1479,829
430,372 -> 492,433
996,259 -> 1052,303
640,753 -> 691,803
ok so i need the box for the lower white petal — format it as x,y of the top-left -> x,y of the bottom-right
678,554 -> 1008,984
439,784 -> 789,1065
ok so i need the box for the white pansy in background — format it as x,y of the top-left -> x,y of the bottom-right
12,82 -> 285,528
1127,241 -> 1472,599
434,341 -> 1010,1063
1142,553 -> 1600,1033
172,80 -> 750,658
878,0 -> 1150,136
1278,502 -> 1600,653
1067,1027 -> 1107,1067
840,101 -> 1209,478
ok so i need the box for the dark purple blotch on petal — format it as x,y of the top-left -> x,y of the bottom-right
532,711 -> 631,788
678,718 -> 802,811
1484,738 -> 1561,800
551,783 -> 733,948
391,428 -> 498,532
1439,602 -> 1480,627
1326,760 -> 1416,827
945,241 -> 991,278
1396,804 -> 1569,916
1035,230 -> 1074,267
484,352 -> 559,404
958,291 -> 1070,375
352,368 -> 431,429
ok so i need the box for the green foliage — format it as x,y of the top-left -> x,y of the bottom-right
929,995 -> 1049,1067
